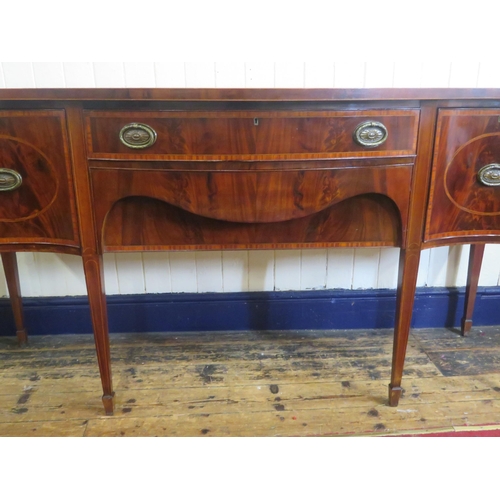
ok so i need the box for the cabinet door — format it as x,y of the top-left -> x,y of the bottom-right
0,110 -> 79,248
425,108 -> 500,242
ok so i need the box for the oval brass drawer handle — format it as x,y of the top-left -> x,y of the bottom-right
353,121 -> 388,148
0,168 -> 23,192
478,163 -> 500,186
119,123 -> 157,149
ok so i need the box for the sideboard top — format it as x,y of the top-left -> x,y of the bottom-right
0,88 -> 500,101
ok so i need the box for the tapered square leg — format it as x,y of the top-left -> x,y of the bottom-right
83,253 -> 114,415
1,253 -> 28,345
389,248 -> 421,407
461,244 -> 485,337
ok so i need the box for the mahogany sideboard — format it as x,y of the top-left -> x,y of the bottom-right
1,87 -> 500,415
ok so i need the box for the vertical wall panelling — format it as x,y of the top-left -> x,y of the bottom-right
275,250 -> 302,291
445,245 -> 470,287
304,63 -> 334,88
154,63 -> 186,87
2,63 -> 36,88
93,63 -> 126,88
245,63 -> 275,88
479,245 -> 500,287
352,249 -> 380,289
248,250 -> 275,292
63,63 -> 95,88
421,62 -> 452,87
102,254 -> 120,295
142,253 -> 172,294
222,251 -> 249,293
449,62 -> 480,88
426,246 -> 450,287
301,250 -> 328,290
169,252 -> 198,293
184,63 -> 216,87
124,63 -> 156,87
35,254 -> 71,297
0,271 -> 6,297
58,254 -> 87,296
2,62 -> 500,299
377,248 -> 400,289
393,63 -> 423,88
215,63 -> 246,88
115,253 -> 146,294
477,63 -> 500,87
32,63 -> 65,88
16,253 -> 42,297
364,62 -> 395,88
333,63 -> 365,88
195,252 -> 223,293
326,248 -> 354,289
416,249 -> 431,287
274,63 -> 305,88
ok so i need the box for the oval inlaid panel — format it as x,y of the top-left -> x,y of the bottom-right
444,134 -> 500,216
0,136 -> 58,222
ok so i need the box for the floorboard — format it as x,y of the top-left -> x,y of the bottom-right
1,327 -> 500,436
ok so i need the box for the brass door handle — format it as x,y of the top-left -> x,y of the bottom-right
353,121 -> 388,148
119,123 -> 157,149
478,163 -> 500,186
0,168 -> 23,192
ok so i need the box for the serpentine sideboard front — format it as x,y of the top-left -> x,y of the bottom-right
1,88 -> 500,415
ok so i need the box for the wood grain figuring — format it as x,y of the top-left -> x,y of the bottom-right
1,253 -> 27,344
426,109 -> 500,241
1,87 -> 500,101
102,194 -> 402,251
86,110 -> 419,160
0,111 -> 79,247
66,105 -> 114,414
461,244 -> 485,336
389,103 -> 439,406
2,88 -> 500,415
90,165 -> 411,228
2,327 -> 500,436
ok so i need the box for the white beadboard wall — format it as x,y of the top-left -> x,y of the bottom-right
1,62 -> 500,298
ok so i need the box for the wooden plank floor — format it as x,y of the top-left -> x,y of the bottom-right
2,326 -> 500,436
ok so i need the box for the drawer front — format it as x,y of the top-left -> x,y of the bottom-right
85,110 -> 419,161
426,108 -> 500,241
89,163 -> 412,251
0,110 -> 79,246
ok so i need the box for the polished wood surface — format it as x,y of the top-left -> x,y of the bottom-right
426,109 -> 500,241
66,105 -> 114,414
0,111 -> 79,247
86,110 -> 419,160
102,194 -> 402,251
90,164 -> 412,251
462,244 -> 486,336
1,253 -> 27,345
1,88 -> 499,415
1,87 -> 500,101
389,103 -> 438,406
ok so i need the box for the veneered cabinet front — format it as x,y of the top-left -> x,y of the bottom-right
0,110 -> 79,247
425,108 -> 500,242
85,109 -> 419,160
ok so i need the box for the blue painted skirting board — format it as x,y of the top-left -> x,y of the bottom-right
1,287 -> 500,336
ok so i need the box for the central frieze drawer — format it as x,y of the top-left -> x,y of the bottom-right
85,110 -> 419,161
